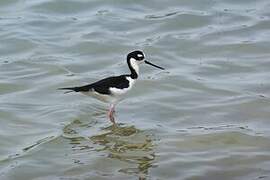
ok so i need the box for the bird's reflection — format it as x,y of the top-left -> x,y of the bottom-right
91,124 -> 155,179
63,119 -> 156,180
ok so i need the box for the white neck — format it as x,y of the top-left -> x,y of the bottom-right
130,58 -> 139,75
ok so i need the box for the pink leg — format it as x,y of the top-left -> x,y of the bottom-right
108,104 -> 116,125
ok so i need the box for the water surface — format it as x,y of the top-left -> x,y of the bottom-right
1,0 -> 270,179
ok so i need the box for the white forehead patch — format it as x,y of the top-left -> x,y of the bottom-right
137,54 -> 143,57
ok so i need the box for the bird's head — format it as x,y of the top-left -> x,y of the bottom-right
127,50 -> 164,70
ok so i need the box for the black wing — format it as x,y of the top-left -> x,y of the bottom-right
59,75 -> 130,95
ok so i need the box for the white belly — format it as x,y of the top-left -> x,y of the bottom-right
82,91 -> 118,104
82,77 -> 136,104
109,77 -> 135,97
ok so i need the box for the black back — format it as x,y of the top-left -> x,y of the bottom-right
68,75 -> 130,95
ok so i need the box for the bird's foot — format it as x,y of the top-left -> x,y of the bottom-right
108,104 -> 117,126
108,110 -> 117,127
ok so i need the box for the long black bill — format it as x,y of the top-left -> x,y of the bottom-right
145,60 -> 165,70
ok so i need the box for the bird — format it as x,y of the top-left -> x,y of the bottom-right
59,50 -> 164,126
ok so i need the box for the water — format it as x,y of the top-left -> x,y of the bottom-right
1,0 -> 270,179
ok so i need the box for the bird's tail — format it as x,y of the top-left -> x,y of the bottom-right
58,87 -> 78,94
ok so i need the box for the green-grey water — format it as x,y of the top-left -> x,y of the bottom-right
1,0 -> 270,180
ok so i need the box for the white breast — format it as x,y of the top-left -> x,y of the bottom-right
82,77 -> 136,104
109,77 -> 136,97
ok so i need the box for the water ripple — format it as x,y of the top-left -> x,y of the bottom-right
1,0 -> 270,179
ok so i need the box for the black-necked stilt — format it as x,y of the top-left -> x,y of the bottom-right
59,50 -> 164,125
